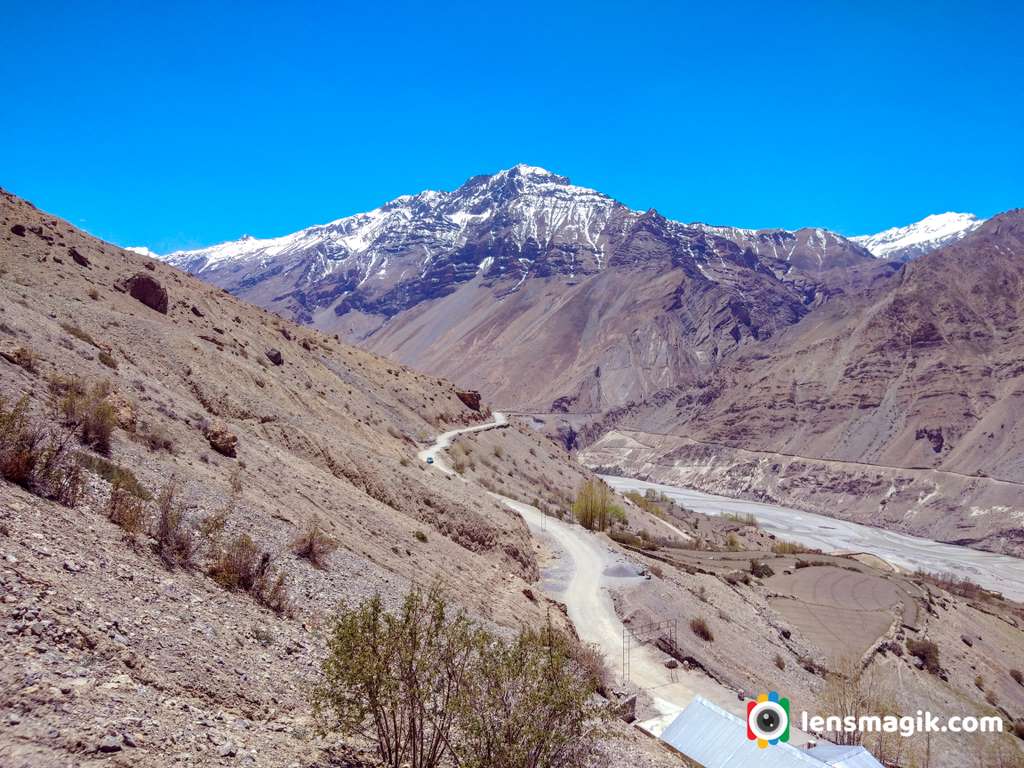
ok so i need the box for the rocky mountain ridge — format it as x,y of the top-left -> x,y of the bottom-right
150,165 -> 892,411
852,211 -> 985,261
582,211 -> 1024,556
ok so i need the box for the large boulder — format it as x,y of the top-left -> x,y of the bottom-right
455,390 -> 481,411
205,420 -> 238,458
106,391 -> 137,432
118,273 -> 169,314
265,348 -> 284,366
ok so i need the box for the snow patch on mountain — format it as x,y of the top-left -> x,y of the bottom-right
125,246 -> 161,258
852,212 -> 984,261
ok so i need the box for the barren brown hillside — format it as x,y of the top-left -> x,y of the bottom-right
0,189 -> 679,767
584,212 -> 1024,555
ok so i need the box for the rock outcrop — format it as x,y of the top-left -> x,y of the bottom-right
118,273 -> 169,314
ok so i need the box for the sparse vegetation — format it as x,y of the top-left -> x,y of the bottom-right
1011,669 -> 1023,686
77,452 -> 150,500
0,395 -> 82,506
60,322 -> 99,347
210,533 -> 292,615
104,484 -> 146,538
292,515 -> 338,568
155,478 -> 195,569
774,653 -> 786,671
772,540 -> 812,555
313,586 -> 606,768
98,350 -> 117,369
913,569 -> 990,601
749,559 -> 775,578
138,422 -> 174,453
690,617 -> 714,642
906,638 -> 940,674
722,511 -> 758,527
50,376 -> 116,454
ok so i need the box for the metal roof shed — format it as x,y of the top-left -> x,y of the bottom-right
659,696 -> 827,768
805,744 -> 885,768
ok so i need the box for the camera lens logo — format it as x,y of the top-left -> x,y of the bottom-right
747,691 -> 790,748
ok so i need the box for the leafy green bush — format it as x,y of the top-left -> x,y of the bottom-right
314,586 -> 606,768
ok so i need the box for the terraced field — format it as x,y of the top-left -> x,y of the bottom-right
766,565 -> 922,660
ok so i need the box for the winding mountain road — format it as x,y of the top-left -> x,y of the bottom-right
419,413 -> 746,730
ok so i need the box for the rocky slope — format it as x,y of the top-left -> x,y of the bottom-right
852,212 -> 985,261
0,188 -> 669,767
583,212 -> 1024,556
154,165 -> 885,412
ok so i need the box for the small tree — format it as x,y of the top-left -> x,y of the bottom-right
572,480 -> 615,531
313,585 -> 478,768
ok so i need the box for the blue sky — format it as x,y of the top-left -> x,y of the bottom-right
1,1 -> 1021,252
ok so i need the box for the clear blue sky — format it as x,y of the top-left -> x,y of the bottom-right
2,1 -> 1020,252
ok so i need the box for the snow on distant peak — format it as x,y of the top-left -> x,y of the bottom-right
125,246 -> 161,258
852,212 -> 984,261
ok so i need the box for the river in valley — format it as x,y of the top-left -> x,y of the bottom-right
602,475 -> 1024,602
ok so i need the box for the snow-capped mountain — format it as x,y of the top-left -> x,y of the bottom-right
149,164 -> 886,412
851,212 -> 984,262
155,164 -> 874,323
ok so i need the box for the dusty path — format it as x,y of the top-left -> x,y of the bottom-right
416,411 -> 509,473
419,414 -> 747,730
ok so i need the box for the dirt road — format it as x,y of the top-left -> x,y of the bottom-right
419,414 -> 750,731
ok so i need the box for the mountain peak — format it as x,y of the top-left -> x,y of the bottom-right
852,212 -> 984,261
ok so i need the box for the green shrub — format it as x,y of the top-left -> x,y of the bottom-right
313,586 -> 605,768
572,480 -> 618,531
414,530 -> 428,543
